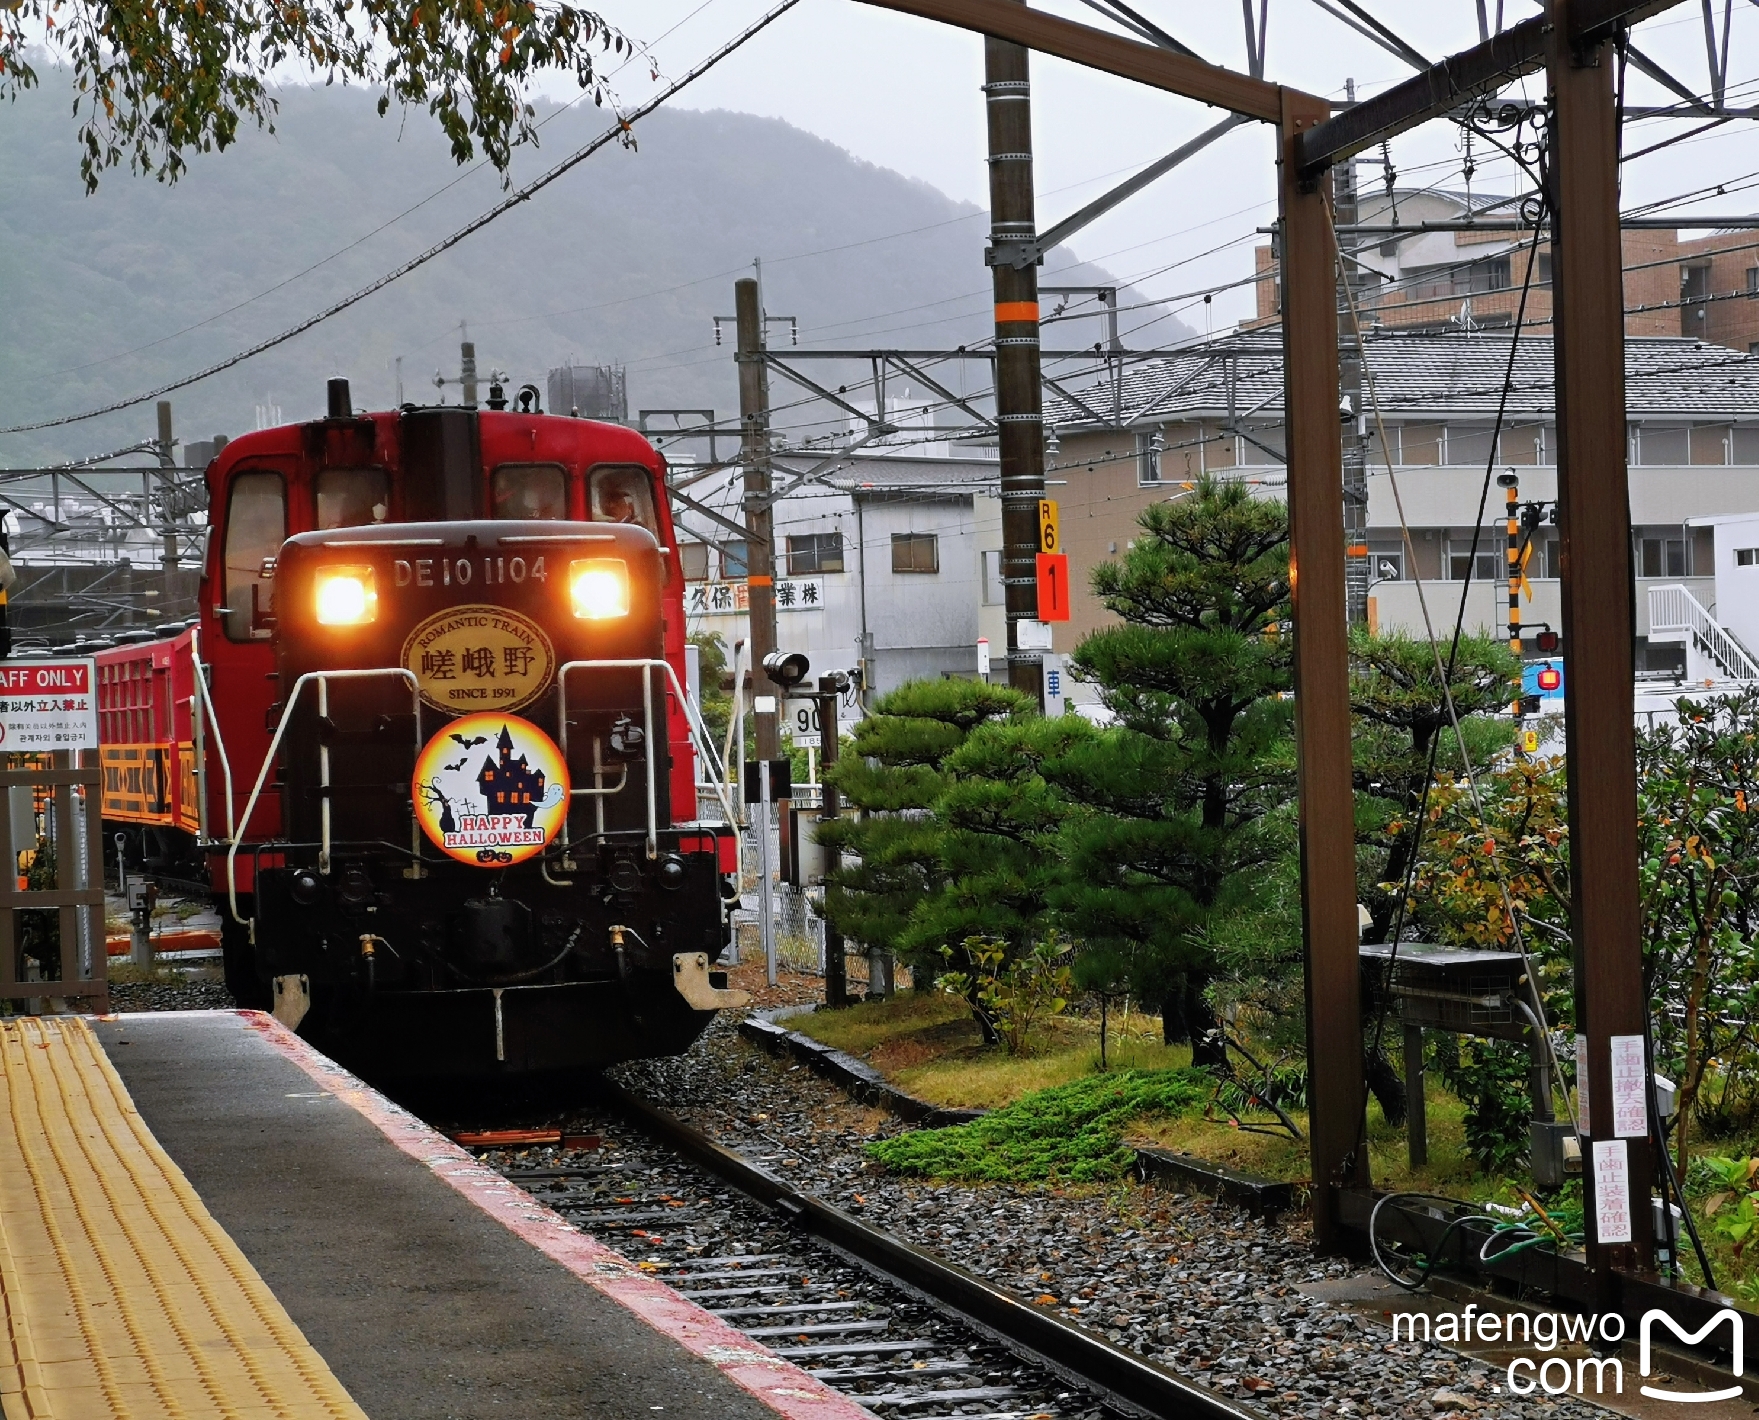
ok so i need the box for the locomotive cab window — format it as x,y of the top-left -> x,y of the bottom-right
589,465 -> 657,534
221,470 -> 286,642
492,463 -> 568,520
317,467 -> 390,529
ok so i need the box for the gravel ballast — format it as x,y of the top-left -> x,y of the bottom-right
609,1014 -> 1605,1420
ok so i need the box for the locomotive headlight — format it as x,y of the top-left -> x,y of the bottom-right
313,565 -> 378,625
570,558 -> 630,619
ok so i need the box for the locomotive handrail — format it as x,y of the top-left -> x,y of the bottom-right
227,667 -> 422,932
556,658 -> 739,863
188,626 -> 236,844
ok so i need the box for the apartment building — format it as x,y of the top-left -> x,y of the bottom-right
1043,329 -> 1759,673
1251,187 -> 1759,347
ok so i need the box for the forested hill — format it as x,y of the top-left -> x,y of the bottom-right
0,83 -> 1183,465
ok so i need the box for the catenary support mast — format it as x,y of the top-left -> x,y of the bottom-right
985,18 -> 1049,704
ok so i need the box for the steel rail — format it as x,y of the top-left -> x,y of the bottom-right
609,1085 -> 1262,1420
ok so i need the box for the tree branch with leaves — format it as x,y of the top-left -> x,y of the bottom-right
3,0 -> 628,190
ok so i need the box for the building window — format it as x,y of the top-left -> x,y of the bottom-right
721,541 -> 750,579
1637,426 -> 1688,465
1448,544 -> 1502,582
1737,548 -> 1759,567
981,550 -> 1006,605
1747,267 -> 1759,294
679,543 -> 710,582
1369,549 -> 1404,582
1542,537 -> 1562,580
891,533 -> 939,574
1137,429 -> 1163,485
786,532 -> 844,575
1462,255 -> 1512,294
1638,536 -> 1687,578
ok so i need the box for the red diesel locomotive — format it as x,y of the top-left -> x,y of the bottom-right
96,380 -> 743,1078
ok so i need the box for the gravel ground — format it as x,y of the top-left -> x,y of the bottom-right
609,1014 -> 1603,1420
108,977 -> 235,1012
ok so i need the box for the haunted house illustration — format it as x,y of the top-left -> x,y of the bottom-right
477,724 -> 548,827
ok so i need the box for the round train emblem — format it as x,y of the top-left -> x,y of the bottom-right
411,712 -> 571,866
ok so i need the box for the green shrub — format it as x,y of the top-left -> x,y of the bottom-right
866,1067 -> 1207,1182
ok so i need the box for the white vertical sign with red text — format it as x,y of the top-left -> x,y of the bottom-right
0,659 -> 98,750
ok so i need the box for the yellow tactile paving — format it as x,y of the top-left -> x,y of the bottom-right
0,1017 -> 370,1420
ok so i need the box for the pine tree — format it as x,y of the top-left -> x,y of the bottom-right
819,679 -> 1027,971
1043,477 -> 1294,1067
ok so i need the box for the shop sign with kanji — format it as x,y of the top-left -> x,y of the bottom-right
685,578 -> 824,616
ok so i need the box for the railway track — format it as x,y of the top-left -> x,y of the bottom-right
476,1086 -> 1258,1420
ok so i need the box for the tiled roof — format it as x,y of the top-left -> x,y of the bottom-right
1042,332 -> 1759,428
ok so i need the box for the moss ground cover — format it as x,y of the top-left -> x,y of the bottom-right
866,1068 -> 1208,1182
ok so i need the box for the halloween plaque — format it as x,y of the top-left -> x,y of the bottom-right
411,712 -> 571,866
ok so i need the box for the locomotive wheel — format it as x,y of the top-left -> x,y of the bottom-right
221,914 -> 271,1010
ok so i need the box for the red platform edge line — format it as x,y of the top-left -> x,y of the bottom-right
234,1009 -> 878,1420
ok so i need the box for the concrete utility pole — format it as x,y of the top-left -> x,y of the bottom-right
983,21 -> 1048,705
736,277 -> 781,762
461,338 -> 478,408
1335,80 -> 1369,625
815,672 -> 847,1008
155,402 -> 178,575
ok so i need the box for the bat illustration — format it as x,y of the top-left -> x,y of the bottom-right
443,757 -> 467,772
449,734 -> 488,749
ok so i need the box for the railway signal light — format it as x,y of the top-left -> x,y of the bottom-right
1520,694 -> 1543,715
1535,629 -> 1560,653
761,650 -> 812,690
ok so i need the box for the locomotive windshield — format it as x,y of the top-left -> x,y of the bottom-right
590,464 -> 656,533
492,463 -> 567,520
317,467 -> 390,529
222,470 -> 285,641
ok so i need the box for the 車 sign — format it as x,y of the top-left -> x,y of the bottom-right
0,658 -> 98,750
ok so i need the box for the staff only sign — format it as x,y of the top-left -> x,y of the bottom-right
411,712 -> 570,867
0,658 -> 98,750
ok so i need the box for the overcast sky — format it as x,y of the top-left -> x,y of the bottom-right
522,0 -> 1759,345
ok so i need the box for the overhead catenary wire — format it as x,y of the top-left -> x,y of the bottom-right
0,0 -> 806,437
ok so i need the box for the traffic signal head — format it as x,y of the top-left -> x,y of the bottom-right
1537,665 -> 1562,692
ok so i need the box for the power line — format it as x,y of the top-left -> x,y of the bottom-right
0,0 -> 805,437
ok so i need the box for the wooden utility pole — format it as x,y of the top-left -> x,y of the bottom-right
736,277 -> 781,761
1282,90 -> 1368,1251
1547,0 -> 1654,1275
984,21 -> 1048,705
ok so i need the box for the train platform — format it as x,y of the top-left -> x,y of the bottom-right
1,1010 -> 875,1420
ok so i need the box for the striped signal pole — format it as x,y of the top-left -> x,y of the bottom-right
983,14 -> 1047,707
1502,475 -> 1523,733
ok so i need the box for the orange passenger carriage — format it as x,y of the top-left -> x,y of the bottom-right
89,380 -> 742,1078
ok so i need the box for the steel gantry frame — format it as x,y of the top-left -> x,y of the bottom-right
850,0 -> 1702,1274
